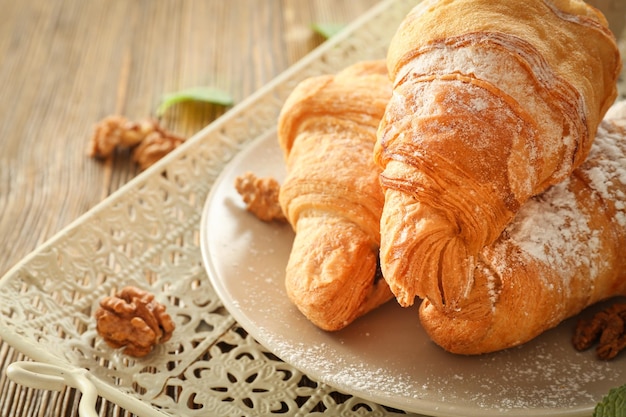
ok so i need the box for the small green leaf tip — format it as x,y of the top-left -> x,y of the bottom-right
311,22 -> 345,39
594,383 -> 626,417
156,86 -> 233,116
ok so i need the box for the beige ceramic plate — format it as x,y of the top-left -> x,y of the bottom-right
200,129 -> 625,417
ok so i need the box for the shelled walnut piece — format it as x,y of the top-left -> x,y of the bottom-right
95,286 -> 175,357
234,172 -> 286,222
573,303 -> 626,360
88,115 -> 185,170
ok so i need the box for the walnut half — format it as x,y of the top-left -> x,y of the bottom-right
234,172 -> 286,222
95,286 -> 175,357
88,116 -> 185,170
572,303 -> 626,360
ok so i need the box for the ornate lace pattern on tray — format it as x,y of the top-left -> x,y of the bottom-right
0,0 -> 422,416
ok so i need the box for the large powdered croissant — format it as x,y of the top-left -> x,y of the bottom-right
419,103 -> 626,354
277,61 -> 393,331
374,0 -> 622,311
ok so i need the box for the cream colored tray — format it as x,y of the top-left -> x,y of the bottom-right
0,1 -> 423,416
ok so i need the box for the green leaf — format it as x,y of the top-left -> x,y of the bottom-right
156,86 -> 234,116
594,383 -> 626,417
311,22 -> 345,39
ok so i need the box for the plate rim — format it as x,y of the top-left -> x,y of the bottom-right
199,129 -> 609,417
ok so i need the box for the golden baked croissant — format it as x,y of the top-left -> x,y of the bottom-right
419,102 -> 626,354
277,61 -> 394,331
374,0 -> 622,311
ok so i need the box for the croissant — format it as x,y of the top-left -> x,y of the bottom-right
419,102 -> 626,354
277,61 -> 394,331
374,0 -> 622,311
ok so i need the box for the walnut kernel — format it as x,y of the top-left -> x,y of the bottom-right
234,172 -> 286,222
573,302 -> 626,360
88,116 -> 185,170
95,286 -> 175,357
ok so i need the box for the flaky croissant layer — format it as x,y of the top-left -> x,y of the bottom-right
277,61 -> 394,331
375,0 -> 622,311
420,104 -> 626,354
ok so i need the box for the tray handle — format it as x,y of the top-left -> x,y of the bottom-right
7,361 -> 99,417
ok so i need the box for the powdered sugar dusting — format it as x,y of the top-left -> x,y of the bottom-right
258,330 -> 421,400
581,121 -> 626,228
399,31 -> 581,195
497,181 -> 596,293
489,118 -> 626,291
254,314 -> 620,415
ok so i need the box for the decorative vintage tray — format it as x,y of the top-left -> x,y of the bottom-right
1,0 -> 624,416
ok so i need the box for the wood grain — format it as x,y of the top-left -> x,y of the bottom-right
0,1 -> 377,416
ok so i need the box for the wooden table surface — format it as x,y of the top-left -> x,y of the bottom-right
1,1 -> 625,416
0,1 -> 378,415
